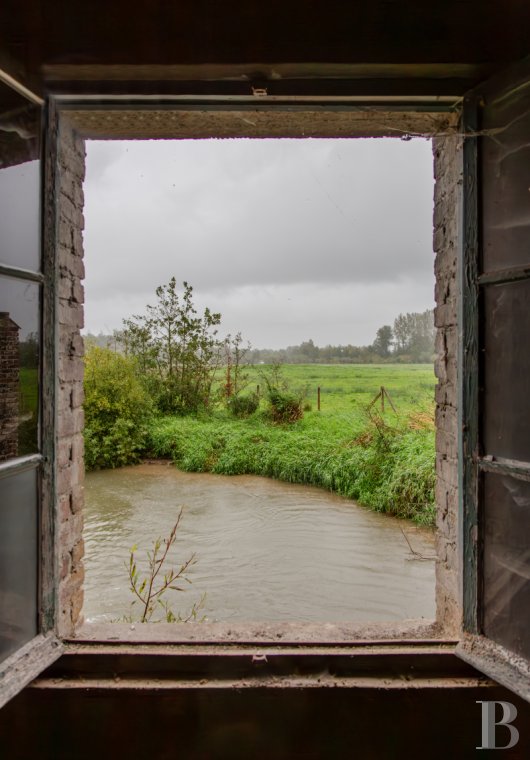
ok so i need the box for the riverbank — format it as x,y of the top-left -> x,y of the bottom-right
84,363 -> 436,527
145,409 -> 435,527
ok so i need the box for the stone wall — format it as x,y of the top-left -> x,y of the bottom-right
0,312 -> 20,461
53,117 -> 462,637
55,118 -> 86,636
433,135 -> 463,635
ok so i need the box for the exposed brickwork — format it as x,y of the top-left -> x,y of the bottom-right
54,120 -> 461,637
56,118 -> 86,636
433,135 -> 463,635
0,313 -> 20,461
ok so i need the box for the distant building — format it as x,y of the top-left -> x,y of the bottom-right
0,312 -> 20,461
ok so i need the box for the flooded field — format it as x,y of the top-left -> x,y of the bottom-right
83,463 -> 436,623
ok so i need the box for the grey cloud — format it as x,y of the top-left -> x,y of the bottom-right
83,138 -> 434,346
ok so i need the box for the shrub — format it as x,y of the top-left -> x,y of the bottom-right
267,389 -> 303,424
84,346 -> 153,470
227,392 -> 260,418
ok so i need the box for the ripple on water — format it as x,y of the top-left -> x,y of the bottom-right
83,463 -> 436,623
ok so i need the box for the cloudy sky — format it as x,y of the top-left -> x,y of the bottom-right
83,137 -> 434,349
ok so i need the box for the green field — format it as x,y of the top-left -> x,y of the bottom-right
146,364 -> 436,526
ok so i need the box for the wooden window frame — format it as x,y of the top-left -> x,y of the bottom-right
2,65 -> 529,707
456,60 -> 530,703
0,83 -> 63,710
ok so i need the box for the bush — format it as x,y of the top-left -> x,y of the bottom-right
84,346 -> 153,470
267,389 -> 303,424
227,392 -> 259,418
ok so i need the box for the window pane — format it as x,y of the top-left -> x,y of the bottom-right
482,88 -> 530,273
0,468 -> 38,663
0,276 -> 40,460
0,82 -> 41,272
483,472 -> 530,660
483,279 -> 530,461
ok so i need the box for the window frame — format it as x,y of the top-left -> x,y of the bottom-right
455,59 -> 530,703
0,82 -> 62,710
1,65 -> 529,707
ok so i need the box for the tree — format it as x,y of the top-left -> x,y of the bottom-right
222,331 -> 251,399
372,325 -> 393,357
118,278 -> 222,414
392,310 -> 435,360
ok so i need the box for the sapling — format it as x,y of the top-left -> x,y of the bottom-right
126,507 -> 205,623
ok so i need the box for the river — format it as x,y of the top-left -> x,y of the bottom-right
83,463 -> 436,623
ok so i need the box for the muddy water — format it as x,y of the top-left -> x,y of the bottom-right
83,463 -> 436,623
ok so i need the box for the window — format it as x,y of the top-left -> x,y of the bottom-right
0,78 -> 61,708
1,61 -> 529,708
456,63 -> 530,701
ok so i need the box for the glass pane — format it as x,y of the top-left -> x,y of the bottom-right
0,276 -> 39,460
0,81 -> 41,272
0,468 -> 38,664
481,87 -> 530,273
483,472 -> 530,660
481,89 -> 530,272
483,279 -> 530,461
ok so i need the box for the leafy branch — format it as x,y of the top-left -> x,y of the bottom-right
126,508 -> 205,623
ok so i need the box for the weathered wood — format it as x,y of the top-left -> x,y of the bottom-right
40,97 -> 59,634
0,633 -> 62,710
457,634 -> 530,704
63,107 -> 459,141
0,453 -> 42,479
456,56 -> 530,696
459,94 -> 480,635
479,456 -> 530,483
0,263 -> 44,283
479,266 -> 530,286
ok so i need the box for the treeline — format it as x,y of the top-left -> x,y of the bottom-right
248,309 -> 435,365
85,308 -> 435,366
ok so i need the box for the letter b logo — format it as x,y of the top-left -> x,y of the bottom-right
477,701 -> 519,750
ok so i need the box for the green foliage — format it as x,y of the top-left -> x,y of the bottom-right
372,325 -> 393,357
392,310 -> 435,361
267,389 -> 304,424
84,346 -> 153,470
145,364 -> 436,526
222,332 -> 251,400
125,509 -> 206,623
118,278 -> 222,414
258,361 -> 305,424
227,392 -> 259,418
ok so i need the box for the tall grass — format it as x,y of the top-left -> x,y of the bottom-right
146,400 -> 435,527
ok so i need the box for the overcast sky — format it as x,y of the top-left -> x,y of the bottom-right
83,137 -> 434,349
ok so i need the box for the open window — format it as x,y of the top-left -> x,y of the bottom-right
0,76 -> 62,709
456,58 -> 530,701
1,57 -> 530,709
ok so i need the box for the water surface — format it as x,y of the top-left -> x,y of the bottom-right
84,463 -> 435,623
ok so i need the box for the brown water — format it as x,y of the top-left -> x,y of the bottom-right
83,463 -> 436,623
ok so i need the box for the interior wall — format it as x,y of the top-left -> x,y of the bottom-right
432,134 -> 463,634
55,114 -> 86,635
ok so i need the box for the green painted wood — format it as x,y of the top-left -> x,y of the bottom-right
40,98 -> 59,634
459,95 -> 481,635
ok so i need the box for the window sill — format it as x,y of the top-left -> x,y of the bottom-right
73,618 -> 444,645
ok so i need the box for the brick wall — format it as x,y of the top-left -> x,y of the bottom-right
433,135 -> 462,635
0,313 -> 20,461
56,118 -> 86,636
54,121 -> 462,637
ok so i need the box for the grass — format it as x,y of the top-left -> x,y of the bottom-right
18,368 -> 39,454
145,364 -> 436,527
